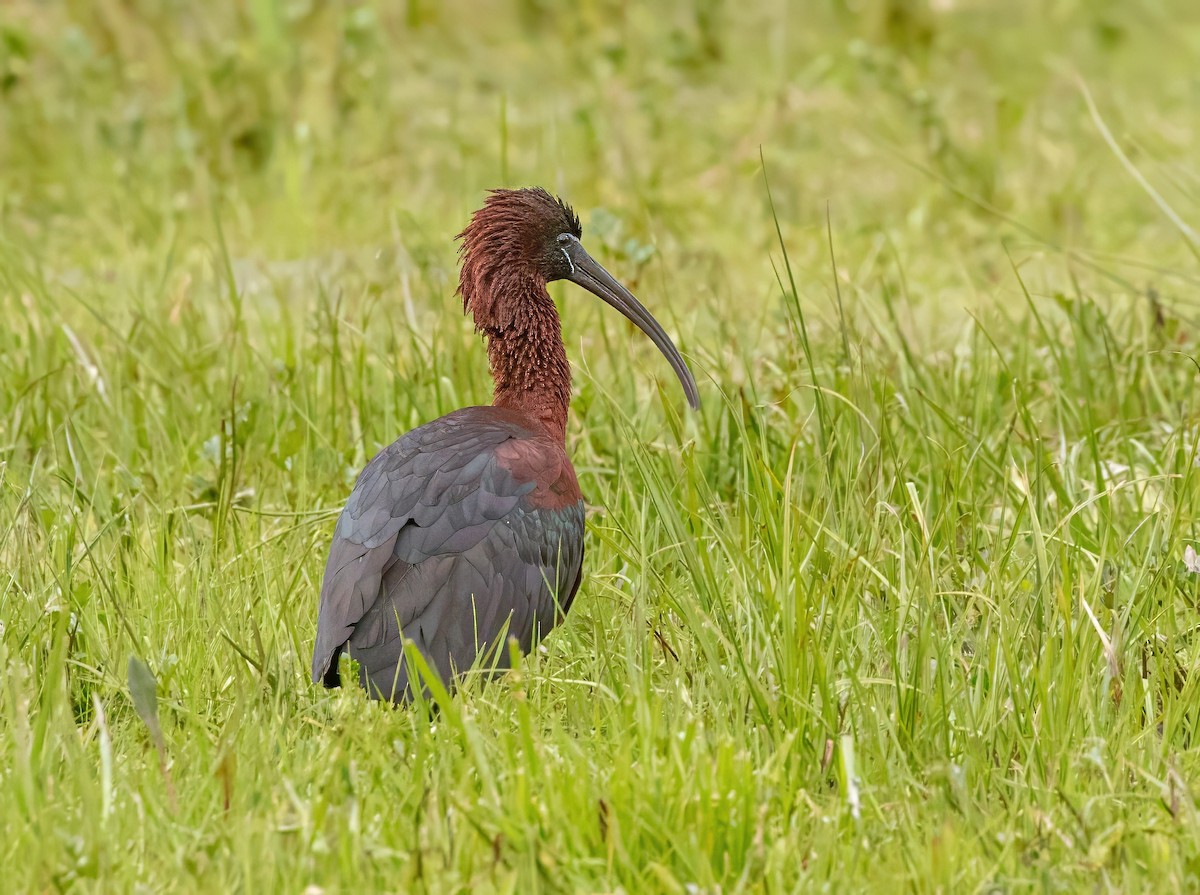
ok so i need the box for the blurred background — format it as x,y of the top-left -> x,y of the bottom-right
3,0 -> 1197,318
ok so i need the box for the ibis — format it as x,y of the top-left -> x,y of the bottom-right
312,188 -> 699,702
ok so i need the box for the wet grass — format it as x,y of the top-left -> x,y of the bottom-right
3,0 -> 1200,891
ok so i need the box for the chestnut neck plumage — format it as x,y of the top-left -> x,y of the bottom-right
458,254 -> 571,445
481,281 -> 571,444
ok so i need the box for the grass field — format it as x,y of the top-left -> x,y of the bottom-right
3,1 -> 1200,891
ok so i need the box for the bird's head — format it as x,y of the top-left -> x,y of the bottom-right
457,187 -> 699,410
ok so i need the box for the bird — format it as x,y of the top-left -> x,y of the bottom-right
311,187 -> 700,703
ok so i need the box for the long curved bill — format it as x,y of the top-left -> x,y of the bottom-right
565,240 -> 701,410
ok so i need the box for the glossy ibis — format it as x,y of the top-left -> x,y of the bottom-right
312,188 -> 699,702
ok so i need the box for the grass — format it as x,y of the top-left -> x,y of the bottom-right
3,0 -> 1200,890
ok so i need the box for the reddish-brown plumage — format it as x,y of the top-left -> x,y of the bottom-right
494,434 -> 582,511
457,189 -> 581,444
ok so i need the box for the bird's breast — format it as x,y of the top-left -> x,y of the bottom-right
492,437 -> 582,512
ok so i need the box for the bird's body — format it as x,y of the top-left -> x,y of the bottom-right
312,406 -> 585,699
312,188 -> 698,702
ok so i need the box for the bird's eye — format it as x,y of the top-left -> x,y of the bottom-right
556,233 -> 572,244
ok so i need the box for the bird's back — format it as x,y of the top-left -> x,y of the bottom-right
312,406 -> 584,702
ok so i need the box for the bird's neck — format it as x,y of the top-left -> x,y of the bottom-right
484,286 -> 571,444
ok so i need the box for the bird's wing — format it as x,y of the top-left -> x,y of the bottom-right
311,410 -> 584,701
